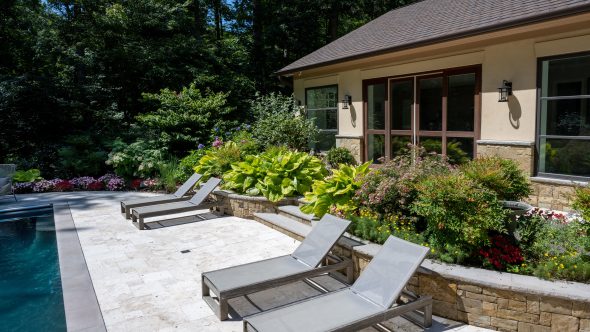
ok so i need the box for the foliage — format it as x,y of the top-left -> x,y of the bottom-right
223,150 -> 327,202
301,162 -> 371,217
250,93 -> 319,151
325,147 -> 357,168
138,85 -> 235,155
13,169 -> 42,183
157,159 -> 180,193
348,211 -> 425,246
177,149 -> 208,182
461,156 -> 532,201
56,135 -> 110,177
354,146 -> 452,218
573,186 -> 590,223
478,235 -> 524,270
106,139 -> 167,178
193,141 -> 242,181
231,130 -> 261,157
411,172 -> 507,258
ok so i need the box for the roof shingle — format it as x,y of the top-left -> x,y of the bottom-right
277,0 -> 590,75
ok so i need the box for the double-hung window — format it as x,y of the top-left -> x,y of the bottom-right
306,85 -> 338,151
538,53 -> 590,180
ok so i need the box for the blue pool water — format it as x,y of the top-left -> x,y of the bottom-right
0,206 -> 66,332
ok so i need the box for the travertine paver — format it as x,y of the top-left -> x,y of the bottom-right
12,192 -> 492,331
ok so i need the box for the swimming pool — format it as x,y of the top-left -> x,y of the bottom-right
0,204 -> 67,332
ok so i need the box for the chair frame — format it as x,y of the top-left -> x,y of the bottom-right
0,164 -> 17,202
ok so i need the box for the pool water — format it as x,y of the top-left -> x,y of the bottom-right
0,208 -> 67,332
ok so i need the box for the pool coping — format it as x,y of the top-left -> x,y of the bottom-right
53,204 -> 106,332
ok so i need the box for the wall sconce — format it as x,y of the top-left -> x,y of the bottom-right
342,95 -> 352,109
498,80 -> 512,102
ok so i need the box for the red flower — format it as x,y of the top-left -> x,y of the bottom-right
55,180 -> 73,192
479,235 -> 523,270
130,179 -> 142,190
87,181 -> 104,191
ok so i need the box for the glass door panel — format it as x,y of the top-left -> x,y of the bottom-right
367,134 -> 385,164
447,137 -> 474,165
391,136 -> 411,158
418,77 -> 443,131
390,80 -> 413,130
447,73 -> 475,131
419,136 -> 442,154
367,84 -> 386,130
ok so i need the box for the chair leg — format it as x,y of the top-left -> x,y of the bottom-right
424,302 -> 433,327
12,193 -> 17,202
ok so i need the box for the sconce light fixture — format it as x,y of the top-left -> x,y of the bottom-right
342,95 -> 352,109
498,80 -> 512,102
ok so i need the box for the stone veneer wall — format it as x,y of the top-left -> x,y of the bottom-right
335,135 -> 363,164
210,190 -> 299,219
476,140 -> 586,211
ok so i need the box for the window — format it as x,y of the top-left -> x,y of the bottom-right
306,85 -> 338,151
537,53 -> 590,179
364,66 -> 480,164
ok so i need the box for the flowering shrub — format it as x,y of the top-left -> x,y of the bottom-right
130,179 -> 142,190
479,235 -> 524,270
54,180 -> 74,192
87,181 -> 104,191
573,185 -> 590,224
461,156 -> 532,201
13,182 -> 34,194
33,179 -> 59,192
70,176 -> 97,190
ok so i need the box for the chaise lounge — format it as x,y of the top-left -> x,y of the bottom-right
130,177 -> 221,230
121,173 -> 202,219
243,236 -> 432,331
0,164 -> 17,202
202,214 -> 354,320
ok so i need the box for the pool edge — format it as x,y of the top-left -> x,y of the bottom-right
53,204 -> 106,332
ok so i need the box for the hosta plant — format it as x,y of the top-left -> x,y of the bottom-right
223,150 -> 327,202
300,162 -> 371,217
193,141 -> 241,181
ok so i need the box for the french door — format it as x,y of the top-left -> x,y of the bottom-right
363,66 -> 481,164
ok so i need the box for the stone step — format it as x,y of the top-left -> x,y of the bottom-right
277,205 -> 315,225
253,212 -> 311,241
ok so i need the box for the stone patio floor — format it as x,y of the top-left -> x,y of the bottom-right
7,192 -> 492,331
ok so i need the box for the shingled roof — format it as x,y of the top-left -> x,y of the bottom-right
277,0 -> 590,75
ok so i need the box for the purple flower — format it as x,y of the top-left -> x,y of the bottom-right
244,124 -> 251,130
212,137 -> 223,148
106,178 -> 125,191
197,143 -> 205,150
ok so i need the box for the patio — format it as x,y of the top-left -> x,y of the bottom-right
8,192 -> 491,331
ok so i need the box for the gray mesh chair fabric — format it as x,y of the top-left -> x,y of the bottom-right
120,173 -> 202,219
243,236 -> 432,332
130,177 -> 221,230
0,164 -> 17,201
202,214 -> 352,320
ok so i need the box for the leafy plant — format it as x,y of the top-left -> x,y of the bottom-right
573,185 -> 590,223
158,159 -> 181,193
301,162 -> 370,217
193,141 -> 241,181
325,147 -> 357,168
354,145 -> 452,217
106,139 -> 168,178
461,156 -> 532,201
348,211 -> 425,245
13,169 -> 42,183
177,149 -> 208,182
223,150 -> 327,202
411,172 -> 507,255
250,93 -> 319,151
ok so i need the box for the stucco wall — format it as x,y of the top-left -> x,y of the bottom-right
292,29 -> 590,147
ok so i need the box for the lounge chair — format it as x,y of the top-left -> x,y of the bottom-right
243,236 -> 433,332
121,173 -> 202,219
0,164 -> 17,202
130,177 -> 221,230
202,214 -> 353,321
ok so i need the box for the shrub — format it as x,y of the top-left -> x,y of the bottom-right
98,174 -> 125,191
106,139 -> 167,178
325,147 -> 357,168
70,176 -> 97,190
348,211 -> 425,246
461,156 -> 531,201
222,150 -> 327,202
177,149 -> 207,182
411,172 -> 507,258
158,159 -> 180,193
301,162 -> 371,217
231,130 -> 260,157
54,180 -> 73,192
478,235 -> 524,270
250,93 -> 319,151
573,185 -> 590,223
193,141 -> 242,181
57,134 -> 109,177
354,146 -> 452,218
13,182 -> 34,194
12,169 -> 42,183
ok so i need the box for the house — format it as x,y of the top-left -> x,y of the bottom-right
277,0 -> 590,210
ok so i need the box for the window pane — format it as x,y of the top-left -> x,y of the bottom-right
307,108 -> 337,130
540,98 -> 590,136
391,136 -> 411,158
542,54 -> 590,97
419,137 -> 442,154
391,80 -> 413,130
447,73 -> 475,131
367,83 -> 386,130
306,86 -> 337,108
447,137 -> 473,165
419,77 -> 442,131
539,138 -> 590,177
311,131 -> 336,152
367,134 -> 385,164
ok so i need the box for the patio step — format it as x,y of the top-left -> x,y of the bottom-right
253,212 -> 311,241
277,205 -> 315,226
